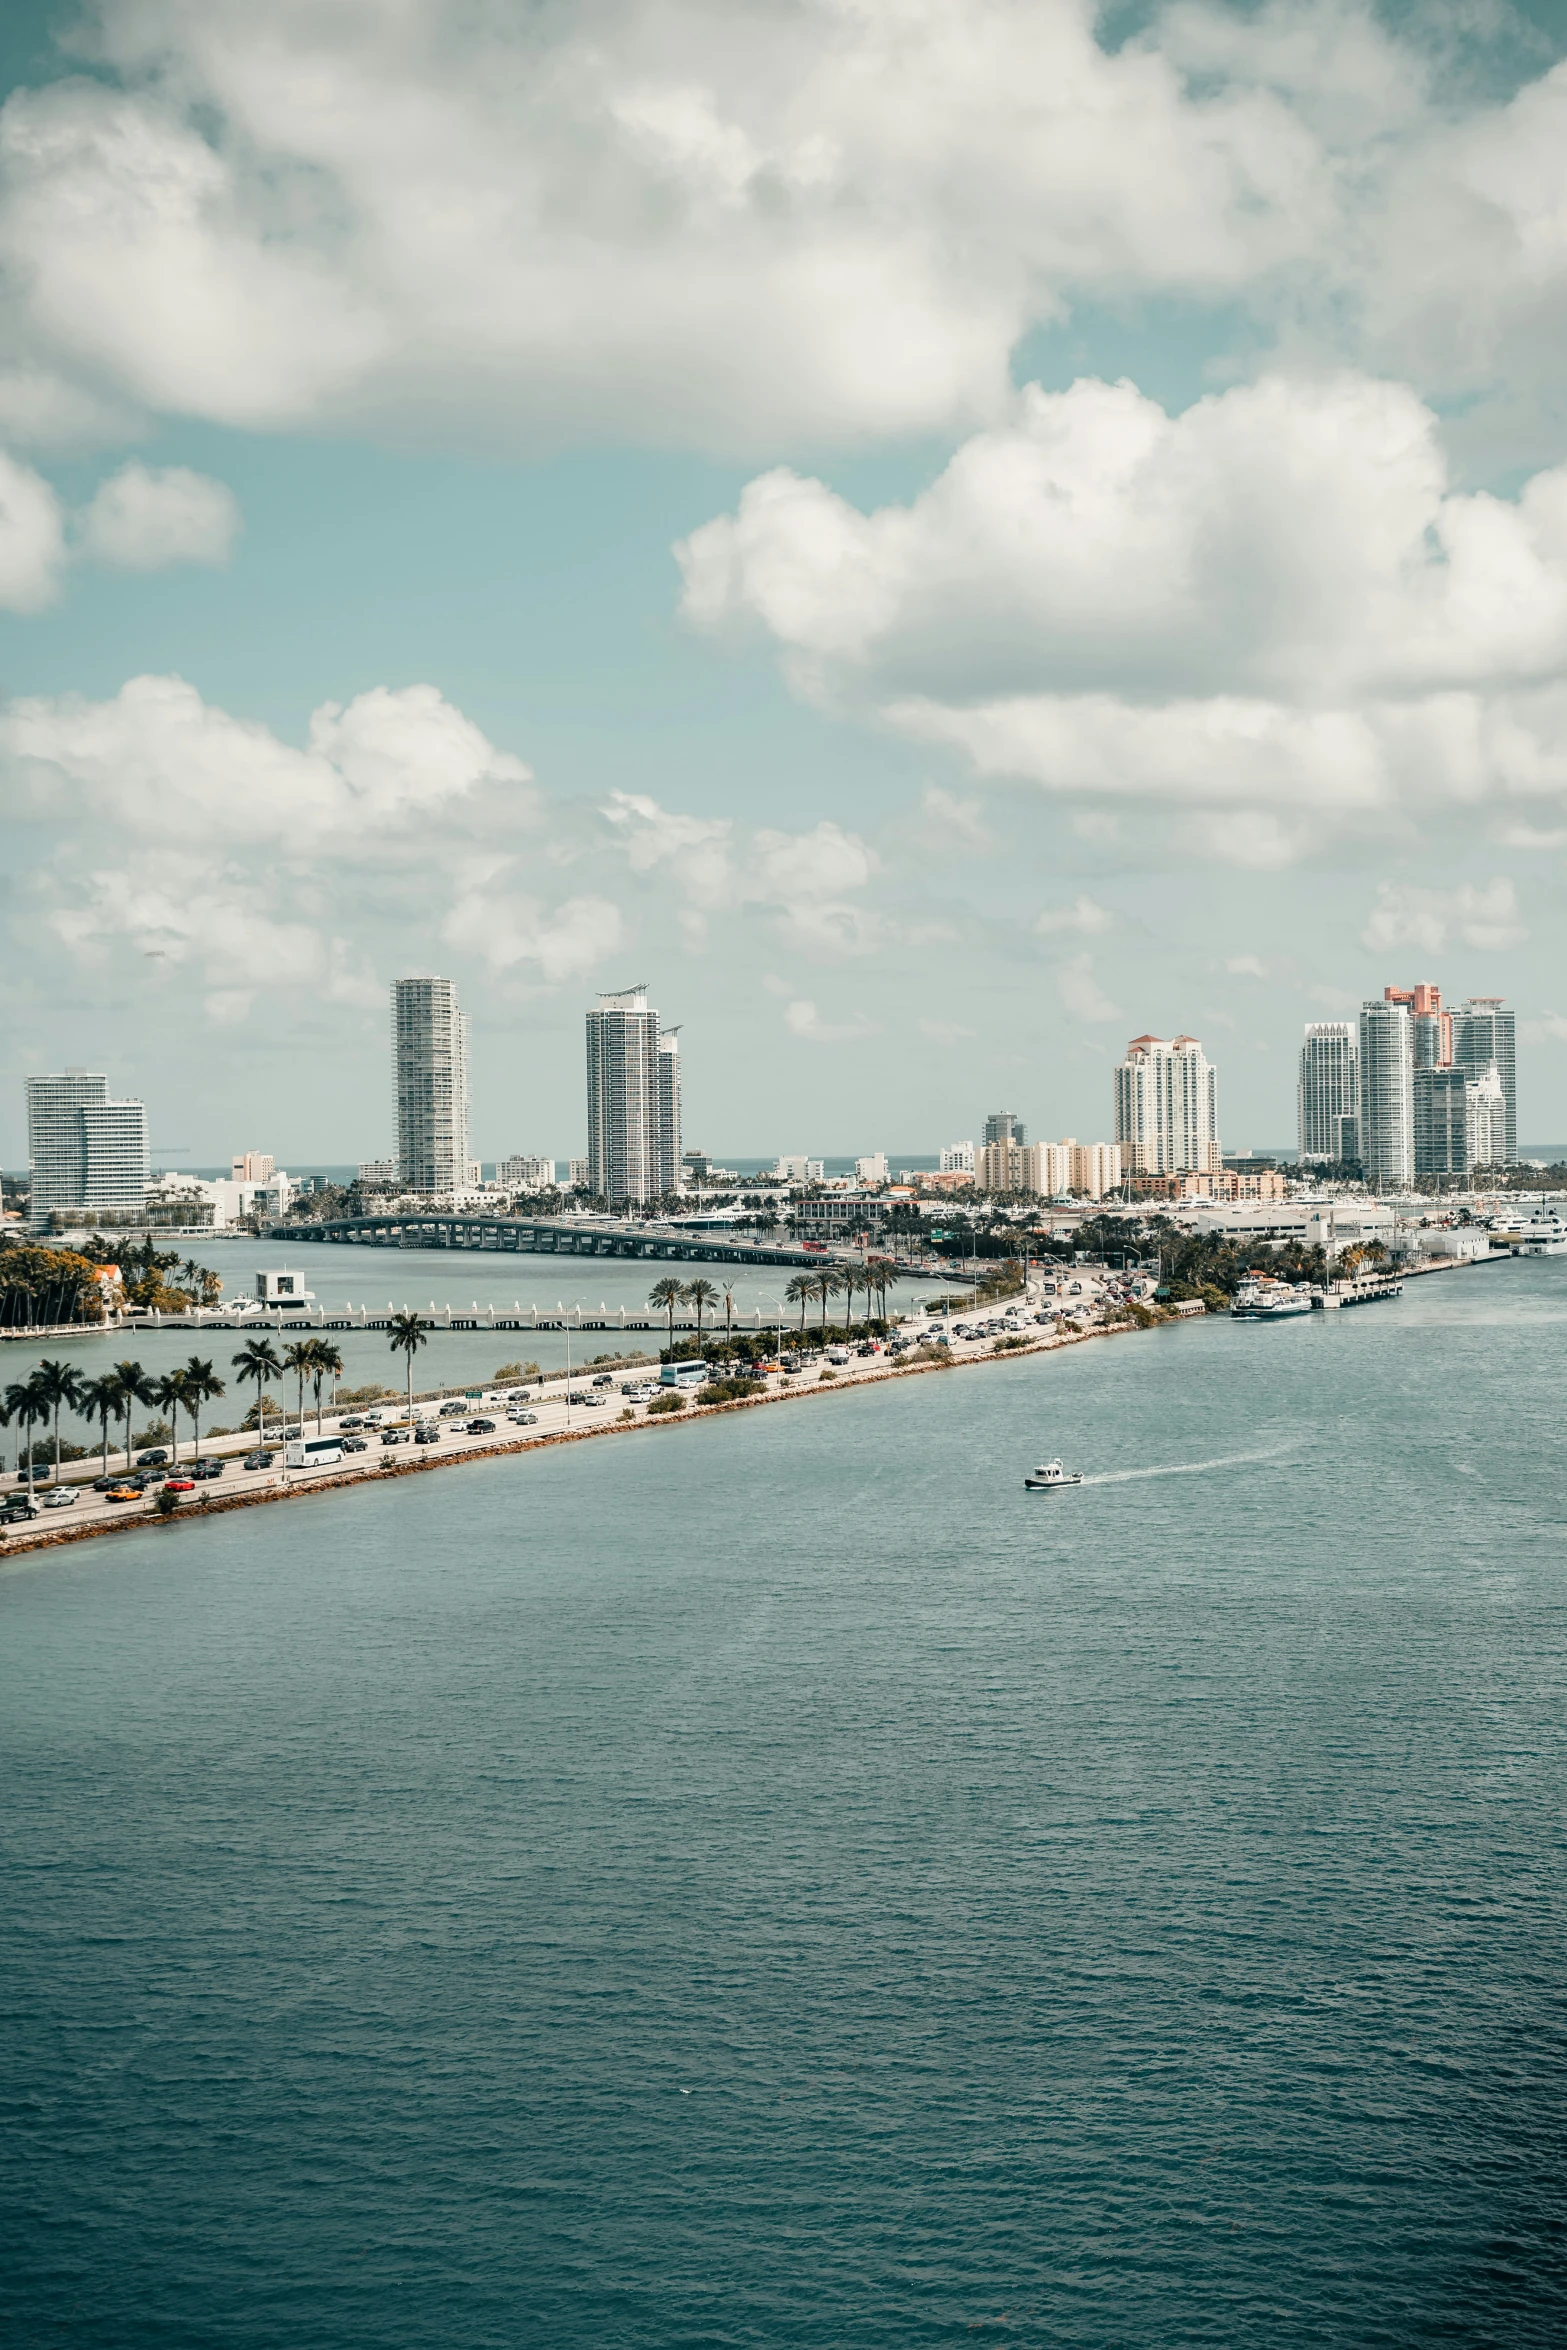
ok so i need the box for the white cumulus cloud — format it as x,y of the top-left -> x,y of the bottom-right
78,460 -> 240,570
0,445 -> 64,608
1360,878 -> 1528,955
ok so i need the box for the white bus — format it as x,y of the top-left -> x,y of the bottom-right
285,1437 -> 344,1469
658,1360 -> 713,1390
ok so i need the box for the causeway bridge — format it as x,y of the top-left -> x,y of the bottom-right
268,1212 -> 867,1271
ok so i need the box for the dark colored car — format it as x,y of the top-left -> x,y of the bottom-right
2,1498 -> 41,1523
243,1450 -> 275,1471
415,1426 -> 441,1445
591,1373 -> 614,1387
190,1459 -> 224,1481
136,1448 -> 170,1467
340,1436 -> 368,1454
465,1418 -> 497,1435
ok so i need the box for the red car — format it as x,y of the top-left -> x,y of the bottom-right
164,1477 -> 197,1494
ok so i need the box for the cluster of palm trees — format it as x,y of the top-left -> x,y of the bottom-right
781,1260 -> 901,1333
230,1334 -> 348,1442
1,1354 -> 228,1492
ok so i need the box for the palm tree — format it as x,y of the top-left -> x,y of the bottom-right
785,1274 -> 814,1331
649,1277 -> 685,1348
870,1259 -> 901,1325
112,1357 -> 156,1471
78,1372 -> 125,1479
282,1338 -> 315,1431
722,1283 -> 736,1347
309,1342 -> 344,1433
1,1373 -> 49,1496
814,1268 -> 844,1333
683,1278 -> 718,1348
34,1358 -> 82,1481
233,1337 -> 283,1446
156,1370 -> 189,1465
180,1357 -> 225,1461
388,1311 -> 428,1425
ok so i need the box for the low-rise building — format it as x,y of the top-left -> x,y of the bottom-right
497,1154 -> 556,1189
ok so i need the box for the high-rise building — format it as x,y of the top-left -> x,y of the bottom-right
393,976 -> 469,1195
1384,983 -> 1452,1071
1452,999 -> 1516,1165
656,1028 -> 683,1196
1114,1036 -> 1219,1175
855,1153 -> 889,1184
1298,1024 -> 1360,1163
586,986 -> 663,1204
1414,1066 -> 1470,1183
1358,1000 -> 1413,1189
25,1071 -> 149,1231
983,1111 -> 1026,1148
1468,1066 -> 1508,1170
976,1138 -> 1025,1193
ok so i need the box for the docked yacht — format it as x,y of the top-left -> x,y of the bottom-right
1024,1459 -> 1083,1491
1518,1212 -> 1567,1257
1231,1279 -> 1314,1321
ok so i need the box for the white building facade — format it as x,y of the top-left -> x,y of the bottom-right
656,1029 -> 683,1196
939,1141 -> 975,1173
26,1071 -> 149,1231
1298,1024 -> 1360,1163
1358,1001 -> 1414,1190
586,987 -> 666,1205
394,977 -> 470,1195
1114,1035 -> 1219,1176
1452,999 -> 1516,1166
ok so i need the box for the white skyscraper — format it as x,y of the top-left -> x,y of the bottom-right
1298,1023 -> 1360,1164
1114,1035 -> 1219,1175
393,976 -> 470,1195
25,1071 -> 149,1231
656,1027 -> 683,1196
1452,999 -> 1516,1166
1358,1000 -> 1413,1190
586,986 -> 663,1205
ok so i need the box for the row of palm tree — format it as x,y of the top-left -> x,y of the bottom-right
2,1354 -> 228,1490
229,1334 -> 349,1441
781,1260 -> 902,1332
648,1275 -> 724,1345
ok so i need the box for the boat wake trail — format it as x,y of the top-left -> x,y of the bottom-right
1082,1443 -> 1294,1487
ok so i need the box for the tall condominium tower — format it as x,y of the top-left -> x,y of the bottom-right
1298,1023 -> 1360,1163
1358,1000 -> 1414,1189
982,1110 -> 1026,1148
1113,1035 -> 1219,1175
586,986 -> 663,1205
1452,998 -> 1516,1165
25,1071 -> 149,1231
1384,982 -> 1451,1071
656,1028 -> 683,1197
393,976 -> 469,1195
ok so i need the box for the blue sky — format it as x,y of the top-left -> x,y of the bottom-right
3,0 -> 1567,1168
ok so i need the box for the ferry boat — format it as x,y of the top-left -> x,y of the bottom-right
1024,1459 -> 1083,1491
1518,1213 -> 1567,1257
1231,1279 -> 1313,1321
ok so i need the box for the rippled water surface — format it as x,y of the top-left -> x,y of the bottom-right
3,1261 -> 1565,2345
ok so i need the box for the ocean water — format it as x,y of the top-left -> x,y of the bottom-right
2,1260 -> 1564,2346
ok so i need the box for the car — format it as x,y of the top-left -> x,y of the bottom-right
2,1497 -> 42,1522
242,1451 -> 275,1471
139,1466 -> 170,1485
93,1472 -> 131,1491
103,1486 -> 142,1505
191,1459 -> 224,1481
380,1429 -> 410,1446
41,1488 -> 81,1510
136,1448 -> 170,1467
362,1410 -> 385,1425
465,1417 -> 497,1434
165,1477 -> 197,1494
415,1426 -> 441,1445
438,1401 -> 467,1418
507,1410 -> 539,1426
340,1435 -> 369,1454
339,1416 -> 365,1431
591,1373 -> 614,1387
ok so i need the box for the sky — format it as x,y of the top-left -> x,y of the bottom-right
3,0 -> 1567,1169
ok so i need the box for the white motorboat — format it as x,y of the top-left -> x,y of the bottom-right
1232,1279 -> 1313,1320
1024,1459 -> 1083,1491
1518,1213 -> 1567,1257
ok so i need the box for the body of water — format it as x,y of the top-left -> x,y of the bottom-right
2,1258 -> 1564,2343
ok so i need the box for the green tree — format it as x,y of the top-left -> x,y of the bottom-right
388,1312 -> 428,1426
156,1370 -> 189,1465
785,1274 -> 814,1331
180,1357 -> 225,1461
33,1357 -> 82,1481
232,1337 -> 283,1448
282,1338 -> 316,1430
309,1341 -> 344,1432
649,1277 -> 685,1347
112,1357 -> 156,1471
814,1268 -> 844,1333
683,1278 -> 719,1346
869,1258 -> 901,1323
78,1371 -> 126,1479
1,1372 -> 49,1496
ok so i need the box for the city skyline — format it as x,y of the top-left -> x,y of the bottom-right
4,10 -> 1567,1162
